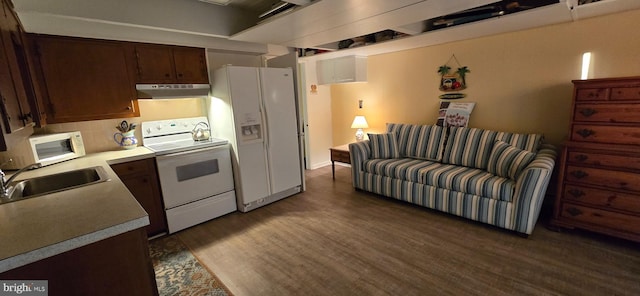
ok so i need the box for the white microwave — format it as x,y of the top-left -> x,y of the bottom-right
1,131 -> 86,169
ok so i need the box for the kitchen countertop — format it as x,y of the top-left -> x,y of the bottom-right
0,147 -> 155,273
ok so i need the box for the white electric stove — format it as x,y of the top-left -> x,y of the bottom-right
142,117 -> 237,233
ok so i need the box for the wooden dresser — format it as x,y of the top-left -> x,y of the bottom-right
551,77 -> 640,242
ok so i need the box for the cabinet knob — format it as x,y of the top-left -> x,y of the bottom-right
126,106 -> 132,110
567,189 -> 585,198
570,170 -> 589,179
19,112 -> 32,121
576,129 -> 595,138
578,108 -> 597,117
177,73 -> 183,78
587,92 -> 599,98
165,73 -> 170,78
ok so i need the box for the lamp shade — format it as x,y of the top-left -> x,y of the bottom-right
351,116 -> 369,129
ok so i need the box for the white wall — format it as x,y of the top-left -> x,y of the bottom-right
300,60 -> 333,169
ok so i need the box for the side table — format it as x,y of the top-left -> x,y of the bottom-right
329,144 -> 351,179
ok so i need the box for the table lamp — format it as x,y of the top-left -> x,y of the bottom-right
351,116 -> 369,141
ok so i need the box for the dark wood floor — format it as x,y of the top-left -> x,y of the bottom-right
177,165 -> 640,296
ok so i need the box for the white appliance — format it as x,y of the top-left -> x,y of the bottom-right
210,66 -> 303,212
0,131 -> 86,169
142,116 -> 236,233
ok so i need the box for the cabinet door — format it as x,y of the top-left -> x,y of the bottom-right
316,59 -> 333,85
173,47 -> 208,83
111,159 -> 167,237
121,174 -> 167,237
0,0 -> 33,133
34,36 -> 139,123
133,45 -> 176,83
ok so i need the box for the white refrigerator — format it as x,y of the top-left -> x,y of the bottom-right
209,65 -> 303,212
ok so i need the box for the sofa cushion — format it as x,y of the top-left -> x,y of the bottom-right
362,158 -> 515,202
368,133 -> 400,159
487,140 -> 536,179
386,123 -> 446,161
363,158 -> 438,183
495,132 -> 543,153
421,163 -> 516,202
442,127 -> 498,170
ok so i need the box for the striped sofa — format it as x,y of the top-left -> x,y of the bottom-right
349,123 -> 556,236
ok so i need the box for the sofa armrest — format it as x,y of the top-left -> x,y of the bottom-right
512,145 -> 557,234
349,141 -> 370,188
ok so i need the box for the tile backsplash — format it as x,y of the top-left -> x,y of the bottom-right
36,98 -> 207,153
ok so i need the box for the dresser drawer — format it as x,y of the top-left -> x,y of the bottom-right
565,165 -> 640,192
567,150 -> 640,170
574,104 -> 640,123
611,87 -> 640,101
563,184 -> 640,213
560,202 -> 640,234
575,88 -> 609,101
571,124 -> 640,145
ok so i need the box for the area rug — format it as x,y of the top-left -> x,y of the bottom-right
149,235 -> 232,296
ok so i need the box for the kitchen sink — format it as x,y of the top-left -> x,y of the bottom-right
0,166 -> 110,204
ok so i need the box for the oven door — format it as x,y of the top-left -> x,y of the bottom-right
155,145 -> 234,209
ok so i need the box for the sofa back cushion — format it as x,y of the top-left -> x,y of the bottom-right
495,132 -> 543,153
442,127 -> 498,170
368,133 -> 400,159
486,140 -> 536,179
386,123 -> 446,161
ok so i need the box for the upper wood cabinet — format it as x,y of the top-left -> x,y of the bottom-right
0,0 -> 39,150
133,44 -> 208,84
29,35 -> 139,123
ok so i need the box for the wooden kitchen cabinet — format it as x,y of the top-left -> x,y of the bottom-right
0,228 -> 159,296
0,0 -> 38,149
111,158 -> 167,237
551,77 -> 640,242
133,44 -> 208,84
28,34 -> 140,123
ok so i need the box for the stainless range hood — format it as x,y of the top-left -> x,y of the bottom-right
136,84 -> 210,99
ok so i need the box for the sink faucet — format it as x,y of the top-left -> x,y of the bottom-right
0,159 -> 42,199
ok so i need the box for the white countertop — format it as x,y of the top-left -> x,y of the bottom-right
0,147 -> 155,273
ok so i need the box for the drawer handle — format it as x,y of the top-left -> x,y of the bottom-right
578,108 -> 597,117
567,189 -> 585,198
570,170 -> 589,179
566,207 -> 583,216
574,154 -> 588,162
576,129 -> 595,138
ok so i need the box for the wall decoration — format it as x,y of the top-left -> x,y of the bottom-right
436,101 -> 475,127
437,54 -> 470,93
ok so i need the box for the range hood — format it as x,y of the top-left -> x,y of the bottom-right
136,84 -> 210,99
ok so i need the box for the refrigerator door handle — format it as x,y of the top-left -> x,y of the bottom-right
259,75 -> 273,195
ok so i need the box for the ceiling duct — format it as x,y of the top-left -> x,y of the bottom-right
259,1 -> 297,19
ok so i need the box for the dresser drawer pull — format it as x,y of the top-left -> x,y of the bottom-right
587,92 -> 599,98
566,207 -> 583,216
574,154 -> 588,162
576,129 -> 595,138
567,189 -> 585,198
578,108 -> 597,117
570,170 -> 589,179
607,195 -> 617,206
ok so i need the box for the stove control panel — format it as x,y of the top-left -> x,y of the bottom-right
142,116 -> 210,138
